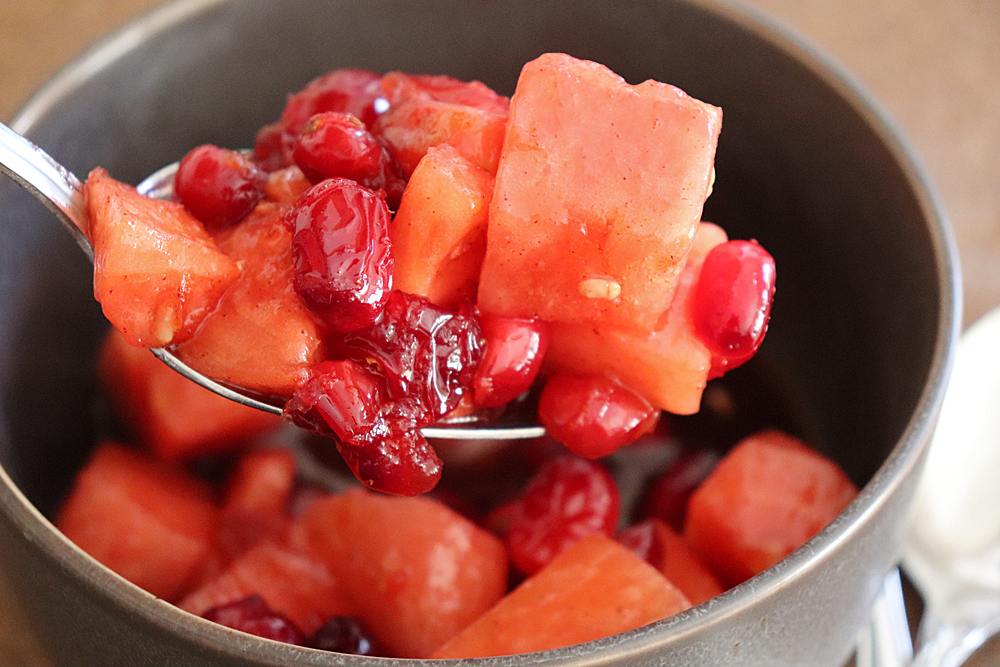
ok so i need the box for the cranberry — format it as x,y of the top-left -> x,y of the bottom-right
641,449 -> 720,532
253,122 -> 288,171
380,72 -> 509,115
280,69 -> 386,135
336,291 -> 484,422
292,112 -> 406,207
174,144 -> 266,229
473,315 -> 550,409
201,594 -> 306,645
537,373 -> 659,459
287,178 -> 393,332
692,239 -> 776,378
254,70 -> 387,176
615,518 -> 664,566
308,616 -> 378,655
284,360 -> 443,497
493,454 -> 620,576
340,403 -> 443,497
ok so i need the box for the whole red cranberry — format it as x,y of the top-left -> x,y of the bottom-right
537,373 -> 659,459
292,112 -> 406,207
491,454 -> 620,576
472,315 -> 550,409
287,178 -> 394,332
692,239 -> 776,378
335,291 -> 484,422
256,69 -> 387,171
174,144 -> 266,229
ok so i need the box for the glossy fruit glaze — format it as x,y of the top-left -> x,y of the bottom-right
287,177 -> 394,333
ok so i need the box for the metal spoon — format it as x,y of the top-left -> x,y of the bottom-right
902,305 -> 1000,666
0,121 -> 545,441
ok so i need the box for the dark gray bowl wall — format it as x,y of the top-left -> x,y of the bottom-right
0,0 -> 958,665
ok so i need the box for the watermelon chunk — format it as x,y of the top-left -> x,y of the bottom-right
298,488 -> 508,658
97,328 -> 281,461
381,73 -> 509,114
55,441 -> 219,602
544,221 -> 727,414
477,53 -> 721,333
263,166 -> 312,206
178,530 -> 348,636
390,145 -> 493,307
432,534 -> 691,658
173,202 -> 327,397
84,168 -> 240,348
684,429 -> 858,587
373,72 -> 509,176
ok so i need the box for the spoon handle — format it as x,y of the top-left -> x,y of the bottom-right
910,604 -> 1000,667
0,122 -> 92,259
857,569 -> 914,667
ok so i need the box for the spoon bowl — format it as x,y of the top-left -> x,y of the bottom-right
0,120 -> 545,439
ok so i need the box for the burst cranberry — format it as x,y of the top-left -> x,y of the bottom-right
473,315 -> 550,409
201,594 -> 306,645
174,144 -> 266,229
641,449 -> 720,532
287,178 -> 393,332
309,616 -> 379,655
492,454 -> 620,576
339,402 -> 443,497
336,291 -> 484,421
284,359 -> 386,439
284,359 -> 443,497
692,239 -> 776,378
284,292 -> 481,496
292,112 -> 406,207
537,373 -> 659,459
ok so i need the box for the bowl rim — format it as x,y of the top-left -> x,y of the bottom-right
1,0 -> 961,663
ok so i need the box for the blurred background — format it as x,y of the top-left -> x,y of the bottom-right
1,0 -> 998,664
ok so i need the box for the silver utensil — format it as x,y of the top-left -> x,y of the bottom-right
903,305 -> 1000,666
0,120 -> 544,440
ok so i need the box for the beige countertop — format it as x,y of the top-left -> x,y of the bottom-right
1,0 -> 999,664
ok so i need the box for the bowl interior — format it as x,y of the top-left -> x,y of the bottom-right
0,0 -> 954,663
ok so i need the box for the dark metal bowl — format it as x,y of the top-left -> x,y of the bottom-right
0,0 -> 959,664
